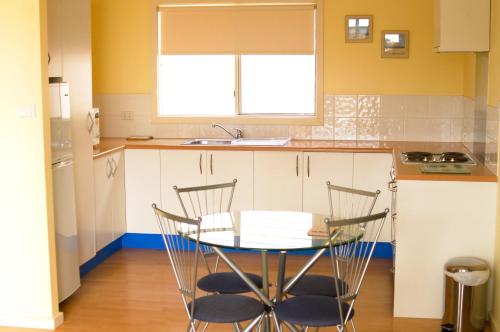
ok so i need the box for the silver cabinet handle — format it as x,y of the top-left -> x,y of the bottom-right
296,155 -> 299,177
87,111 -> 94,134
105,158 -> 112,179
307,155 -> 310,178
111,157 -> 118,177
210,154 -> 213,175
48,52 -> 51,64
199,153 -> 203,175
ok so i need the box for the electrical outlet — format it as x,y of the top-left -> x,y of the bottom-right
121,111 -> 134,121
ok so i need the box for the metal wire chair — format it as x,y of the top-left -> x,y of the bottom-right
174,179 -> 263,294
174,179 -> 237,273
152,204 -> 265,332
274,209 -> 389,332
284,182 -> 380,298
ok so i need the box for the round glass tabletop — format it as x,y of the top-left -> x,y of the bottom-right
184,210 -> 362,251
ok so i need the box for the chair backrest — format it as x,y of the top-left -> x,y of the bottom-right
152,204 -> 201,320
174,179 -> 237,219
325,209 -> 389,325
327,181 -> 380,220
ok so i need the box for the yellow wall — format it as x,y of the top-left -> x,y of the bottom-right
0,0 -> 60,328
324,0 -> 465,95
91,0 -> 467,96
462,53 -> 476,99
91,0 -> 151,94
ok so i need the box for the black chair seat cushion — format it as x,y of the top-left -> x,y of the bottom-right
274,295 -> 354,327
188,294 -> 264,323
285,274 -> 349,297
197,272 -> 263,294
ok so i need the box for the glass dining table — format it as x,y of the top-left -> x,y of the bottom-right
184,210 -> 362,332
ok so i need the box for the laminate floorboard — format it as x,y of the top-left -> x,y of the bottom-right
0,249 -> 472,331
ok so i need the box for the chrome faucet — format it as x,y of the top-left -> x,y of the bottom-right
212,123 -> 243,139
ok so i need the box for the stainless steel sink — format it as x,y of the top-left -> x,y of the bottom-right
182,137 -> 290,146
182,138 -> 235,146
231,138 -> 290,146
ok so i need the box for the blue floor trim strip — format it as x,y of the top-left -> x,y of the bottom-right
79,236 -> 123,277
121,233 -> 394,258
80,233 -> 393,276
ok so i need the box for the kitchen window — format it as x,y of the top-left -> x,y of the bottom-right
154,1 -> 323,124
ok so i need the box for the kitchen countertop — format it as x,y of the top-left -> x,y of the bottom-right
93,138 -> 497,182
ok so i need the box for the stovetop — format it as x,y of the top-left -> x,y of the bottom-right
401,151 -> 476,165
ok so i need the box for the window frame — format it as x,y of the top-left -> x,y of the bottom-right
150,0 -> 324,125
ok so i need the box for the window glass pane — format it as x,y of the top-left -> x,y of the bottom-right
240,55 -> 315,115
158,55 -> 235,116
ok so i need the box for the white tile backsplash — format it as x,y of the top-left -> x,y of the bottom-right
94,93 -> 471,144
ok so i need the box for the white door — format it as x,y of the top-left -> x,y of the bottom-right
254,151 -> 303,211
47,0 -> 63,77
207,151 -> 254,211
303,152 -> 353,215
61,0 -> 96,265
94,156 -> 113,251
353,153 -> 393,242
125,149 -> 162,234
111,151 -> 126,240
160,150 -> 207,216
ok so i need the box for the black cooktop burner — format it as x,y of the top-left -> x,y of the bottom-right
404,151 -> 434,162
440,152 -> 469,163
401,151 -> 474,164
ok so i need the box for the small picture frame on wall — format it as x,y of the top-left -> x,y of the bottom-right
381,30 -> 409,58
345,15 -> 373,43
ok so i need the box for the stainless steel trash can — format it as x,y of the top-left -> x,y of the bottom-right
441,257 -> 490,332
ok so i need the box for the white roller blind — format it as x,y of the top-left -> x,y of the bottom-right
159,4 -> 315,55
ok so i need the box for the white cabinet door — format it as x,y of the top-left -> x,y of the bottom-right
254,151 -> 303,211
160,150 -> 207,216
94,156 -> 113,251
125,149 -> 161,234
111,151 -> 126,240
47,0 -> 63,77
353,153 -> 393,242
207,151 -> 254,211
303,152 -> 353,215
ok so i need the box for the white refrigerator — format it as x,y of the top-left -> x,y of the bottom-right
50,83 -> 81,302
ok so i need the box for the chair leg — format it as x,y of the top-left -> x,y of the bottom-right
200,322 -> 209,332
272,313 -> 281,332
350,319 -> 357,332
187,320 -> 198,332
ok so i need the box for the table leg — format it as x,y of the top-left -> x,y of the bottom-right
261,251 -> 271,332
211,247 -> 274,307
282,248 -> 326,293
275,251 -> 287,303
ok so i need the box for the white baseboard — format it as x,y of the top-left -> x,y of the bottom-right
0,311 -> 63,330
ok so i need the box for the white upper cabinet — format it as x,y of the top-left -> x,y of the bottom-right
303,152 -> 353,216
433,0 -> 490,52
47,0 -> 63,77
206,151 -> 254,211
254,151 -> 303,211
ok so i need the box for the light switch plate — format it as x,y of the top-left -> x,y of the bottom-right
17,105 -> 36,118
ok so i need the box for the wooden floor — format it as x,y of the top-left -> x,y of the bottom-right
1,249 -> 445,331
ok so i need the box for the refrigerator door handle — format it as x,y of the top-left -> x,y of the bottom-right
52,159 -> 74,169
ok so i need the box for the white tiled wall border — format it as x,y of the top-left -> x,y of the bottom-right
95,93 -> 465,143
